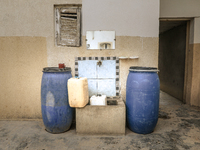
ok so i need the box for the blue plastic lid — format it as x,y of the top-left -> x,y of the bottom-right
43,67 -> 71,72
129,66 -> 159,72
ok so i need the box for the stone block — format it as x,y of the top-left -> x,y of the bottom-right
76,98 -> 126,135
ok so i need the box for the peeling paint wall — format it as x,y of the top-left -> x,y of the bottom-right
0,0 -> 159,119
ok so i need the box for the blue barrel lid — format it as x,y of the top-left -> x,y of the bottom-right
129,66 -> 159,72
43,67 -> 71,72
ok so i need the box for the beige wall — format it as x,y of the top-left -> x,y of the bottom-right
190,43 -> 200,106
0,0 -> 159,119
0,37 -> 47,119
48,0 -> 159,101
190,18 -> 200,106
160,0 -> 200,107
194,18 -> 200,43
46,36 -> 158,101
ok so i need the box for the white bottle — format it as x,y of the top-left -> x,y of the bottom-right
90,94 -> 107,106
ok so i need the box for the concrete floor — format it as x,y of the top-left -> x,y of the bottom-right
0,91 -> 200,150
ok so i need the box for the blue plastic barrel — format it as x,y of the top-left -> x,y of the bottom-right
126,67 -> 160,134
41,67 -> 74,133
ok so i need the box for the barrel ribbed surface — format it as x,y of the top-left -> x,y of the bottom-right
126,67 -> 160,134
41,69 -> 73,133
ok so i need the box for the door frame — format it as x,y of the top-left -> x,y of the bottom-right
159,18 -> 192,104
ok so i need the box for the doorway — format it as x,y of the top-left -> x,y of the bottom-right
159,20 -> 189,102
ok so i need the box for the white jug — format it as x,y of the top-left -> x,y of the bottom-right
90,95 -> 107,106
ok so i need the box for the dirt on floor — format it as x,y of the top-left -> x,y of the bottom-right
0,91 -> 200,150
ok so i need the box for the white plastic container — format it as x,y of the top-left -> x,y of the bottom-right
90,95 -> 107,106
68,77 -> 89,108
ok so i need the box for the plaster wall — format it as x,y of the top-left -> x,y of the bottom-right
190,43 -> 200,106
160,0 -> 200,18
194,18 -> 200,43
41,36 -> 159,101
0,37 -> 47,119
82,0 -> 159,37
0,0 -> 82,37
0,0 -> 159,119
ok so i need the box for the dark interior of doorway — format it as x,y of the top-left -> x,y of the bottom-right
159,20 -> 188,102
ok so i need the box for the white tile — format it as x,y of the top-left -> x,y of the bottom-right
88,79 -> 97,97
78,60 -> 97,78
97,79 -> 116,96
97,60 -> 116,78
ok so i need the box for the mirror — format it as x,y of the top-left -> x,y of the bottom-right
86,31 -> 115,49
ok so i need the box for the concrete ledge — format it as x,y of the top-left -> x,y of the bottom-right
76,98 -> 126,135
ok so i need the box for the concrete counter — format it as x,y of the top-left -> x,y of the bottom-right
76,98 -> 126,135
